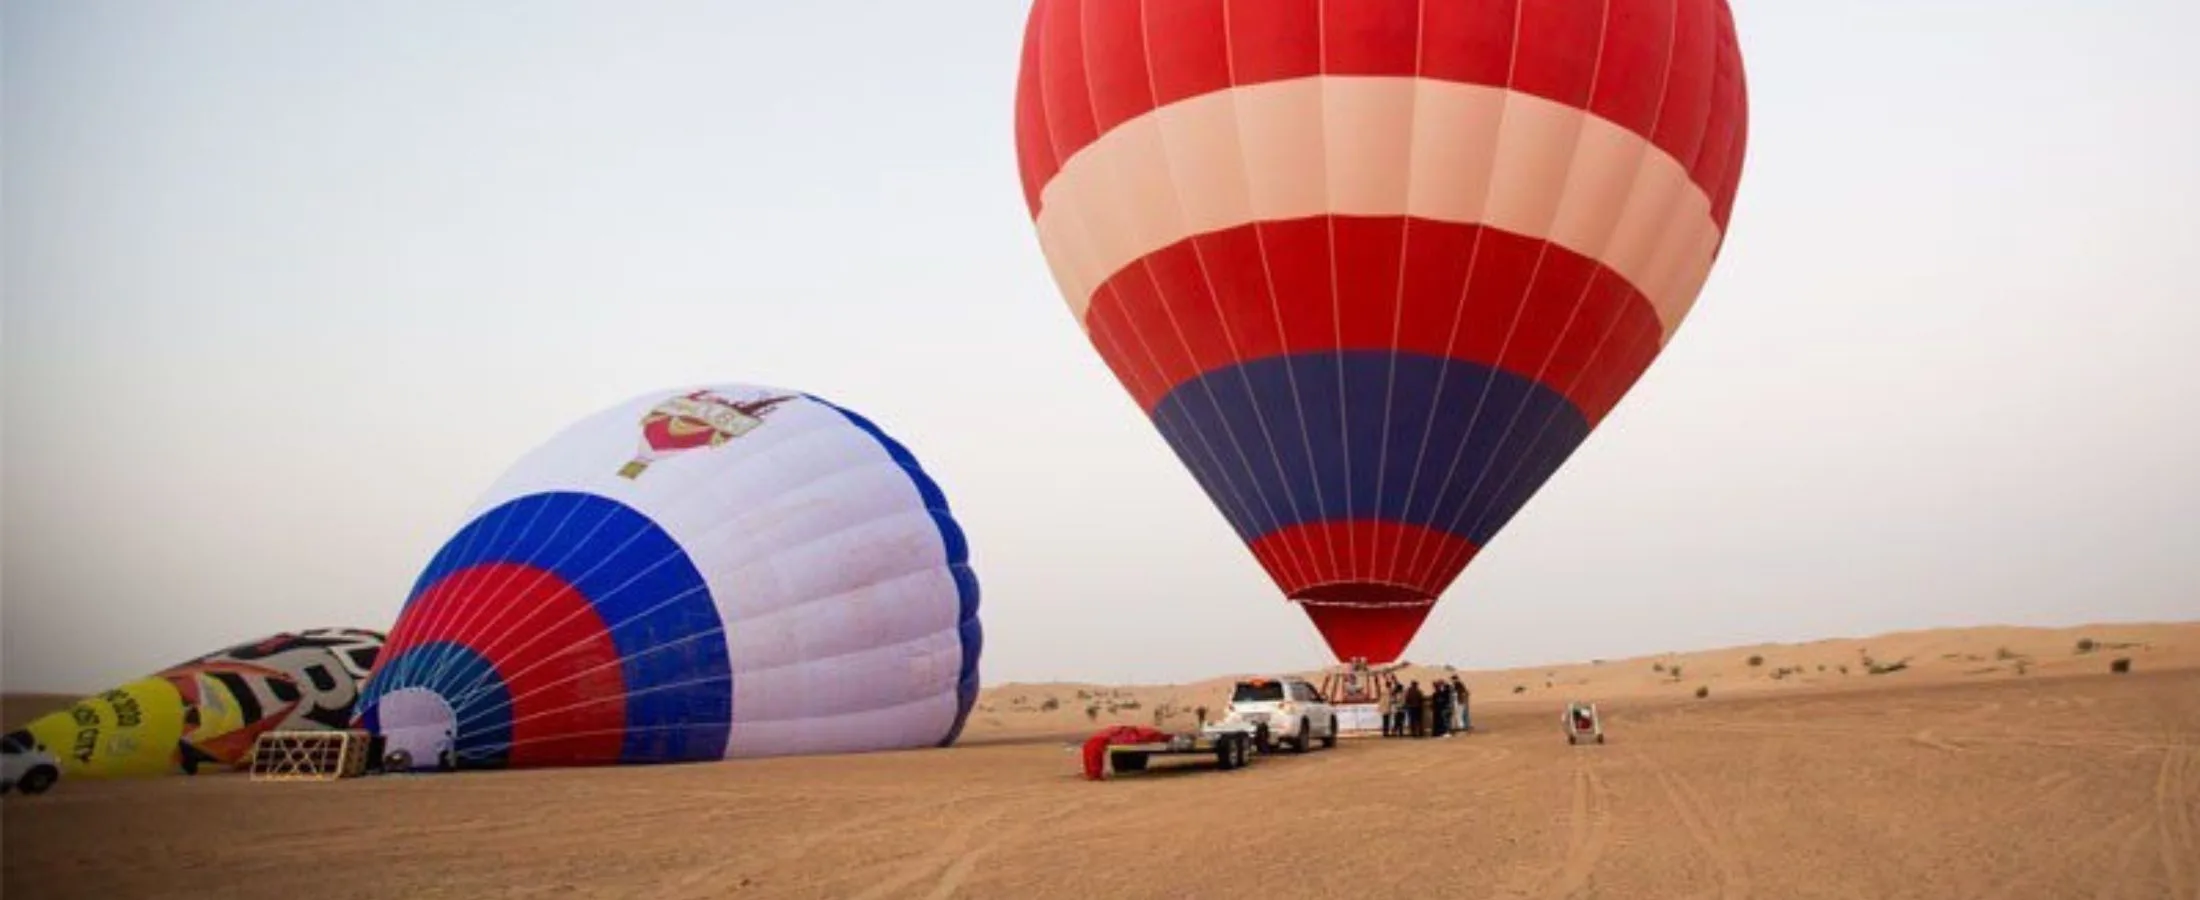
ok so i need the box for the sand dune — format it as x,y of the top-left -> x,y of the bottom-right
5,621 -> 2198,900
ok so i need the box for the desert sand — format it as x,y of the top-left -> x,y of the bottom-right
5,621 -> 2197,900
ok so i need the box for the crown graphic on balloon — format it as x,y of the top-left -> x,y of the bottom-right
618,390 -> 795,480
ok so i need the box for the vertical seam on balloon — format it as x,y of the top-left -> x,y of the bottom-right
1385,0 -> 1529,589
1445,0 -> 1680,569
1316,2 -> 1360,585
1416,0 -> 1622,586
1634,7 -> 1726,350
428,511 -> 685,712
407,493 -> 571,696
1138,0 -> 1323,592
388,494 -> 545,699
462,722 -> 736,760
1369,0 -> 1432,598
1223,0 -> 1347,586
378,487 -> 524,695
451,620 -> 724,734
415,497 -> 658,702
475,671 -> 732,737
1074,10 -> 1297,570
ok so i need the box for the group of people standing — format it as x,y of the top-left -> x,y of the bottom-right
1379,674 -> 1471,738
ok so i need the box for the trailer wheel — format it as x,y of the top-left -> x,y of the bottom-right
1253,722 -> 1273,754
1114,752 -> 1149,773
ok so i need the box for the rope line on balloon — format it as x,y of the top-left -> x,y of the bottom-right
442,592 -> 721,724
1427,3 -> 1752,588
1363,0 -> 1434,600
1437,0 -> 1697,580
1396,0 -> 1624,587
432,470 -> 972,722
1309,10 -> 1363,589
1442,90 -> 1750,586
1038,10 -> 1317,593
456,721 -> 736,760
1078,13 -> 1318,593
451,635 -> 731,735
403,489 -> 678,699
389,490 -> 594,695
1375,0 -> 1529,598
442,549 -> 962,722
403,412 -> 856,696
1137,7 -> 1328,593
1217,0 -> 1347,583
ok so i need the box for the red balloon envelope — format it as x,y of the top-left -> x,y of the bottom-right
1013,0 -> 1750,663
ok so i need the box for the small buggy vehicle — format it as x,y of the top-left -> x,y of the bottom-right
1563,701 -> 1605,745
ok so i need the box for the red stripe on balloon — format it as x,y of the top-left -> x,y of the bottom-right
1014,0 -> 1747,228
387,563 -> 628,766
1081,217 -> 1662,425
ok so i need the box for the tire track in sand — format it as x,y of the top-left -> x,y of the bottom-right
2155,744 -> 2197,900
1538,761 -> 1615,900
1635,749 -> 1750,900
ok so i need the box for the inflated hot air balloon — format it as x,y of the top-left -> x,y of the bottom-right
355,385 -> 982,771
3,628 -> 386,781
1013,0 -> 1749,664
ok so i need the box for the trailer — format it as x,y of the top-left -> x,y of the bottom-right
1089,722 -> 1257,780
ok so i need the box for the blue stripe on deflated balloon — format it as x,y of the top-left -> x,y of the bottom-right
803,395 -> 983,747
394,491 -> 732,764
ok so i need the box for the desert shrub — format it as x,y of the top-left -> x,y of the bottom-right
1119,700 -> 1141,710
2076,638 -> 2098,654
1085,705 -> 1099,721
1694,686 -> 1709,699
1817,665 -> 1826,672
1195,706 -> 1208,723
1041,697 -> 1060,711
1076,690 -> 1091,700
2015,661 -> 2030,676
1867,659 -> 1909,676
1996,647 -> 2018,661
1838,665 -> 1850,675
1747,655 -> 1764,667
2110,657 -> 2131,674
1669,665 -> 1684,679
1513,685 -> 1526,694
1653,662 -> 1666,673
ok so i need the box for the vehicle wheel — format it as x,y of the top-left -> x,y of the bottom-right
1215,737 -> 1240,771
1290,719 -> 1311,753
1321,718 -> 1338,749
1567,734 -> 1577,745
1596,734 -> 1606,745
386,749 -> 414,771
1115,752 -> 1149,773
16,766 -> 58,795
1253,722 -> 1273,754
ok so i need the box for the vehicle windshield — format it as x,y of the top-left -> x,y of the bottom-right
1232,681 -> 1285,703
1,730 -> 31,754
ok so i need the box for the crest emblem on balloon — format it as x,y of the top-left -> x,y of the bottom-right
1013,0 -> 1749,663
619,390 -> 795,479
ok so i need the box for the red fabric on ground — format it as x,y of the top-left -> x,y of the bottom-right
1080,725 -> 1172,780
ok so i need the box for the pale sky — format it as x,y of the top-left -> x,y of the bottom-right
5,1 -> 2197,694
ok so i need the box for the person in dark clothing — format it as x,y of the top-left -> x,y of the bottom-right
1431,681 -> 1452,738
1404,681 -> 1426,737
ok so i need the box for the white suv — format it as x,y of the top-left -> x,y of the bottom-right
1221,677 -> 1337,753
1,729 -> 61,796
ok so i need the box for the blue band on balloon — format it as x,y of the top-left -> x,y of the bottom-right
805,395 -> 984,747
1149,351 -> 1593,549
371,491 -> 732,765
